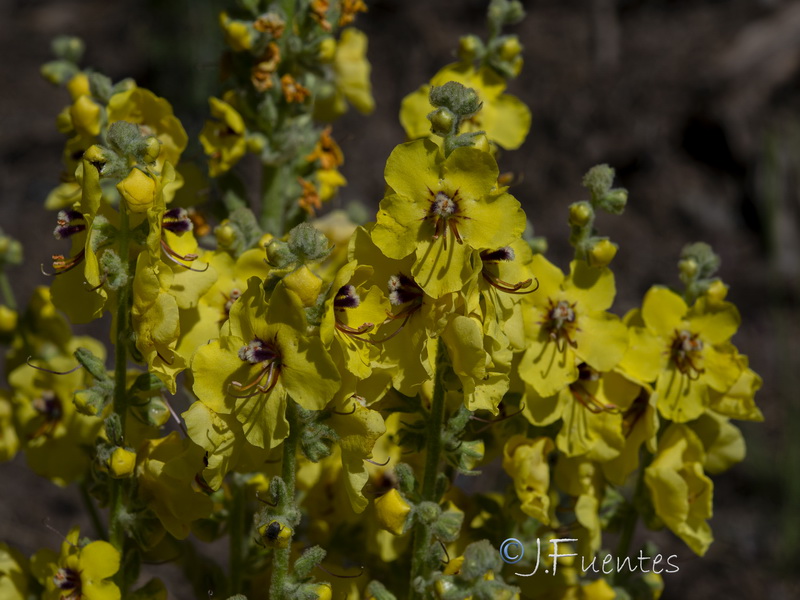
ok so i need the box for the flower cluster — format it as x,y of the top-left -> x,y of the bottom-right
0,1 -> 762,600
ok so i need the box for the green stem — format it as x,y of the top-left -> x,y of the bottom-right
109,201 -> 132,590
0,269 -> 17,310
260,163 -> 292,236
269,398 -> 300,600
80,481 -> 108,541
409,339 -> 448,600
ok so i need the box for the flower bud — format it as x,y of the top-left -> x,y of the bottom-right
306,583 -> 332,600
588,239 -> 618,268
117,168 -> 157,213
215,220 -> 237,249
498,36 -> 522,61
568,201 -> 593,227
416,500 -> 441,524
52,35 -> 85,63
143,137 -> 161,164
66,73 -> 91,100
705,279 -> 728,304
429,107 -> 456,137
70,95 -> 102,137
599,188 -> 628,215
287,223 -> 332,263
374,489 -> 412,535
458,35 -> 484,62
265,239 -> 296,269
0,306 -> 18,333
678,257 -> 698,281
109,447 -> 136,478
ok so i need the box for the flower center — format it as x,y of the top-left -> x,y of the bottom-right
223,288 -> 242,318
231,337 -> 282,397
432,191 -> 457,217
30,391 -> 63,439
424,189 -> 465,249
162,207 -> 194,235
53,567 -> 81,597
542,299 -> 578,352
670,329 -> 704,379
569,363 -> 618,414
333,285 -> 373,338
238,337 -> 280,365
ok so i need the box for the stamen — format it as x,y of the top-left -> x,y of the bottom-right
26,357 -> 82,375
43,249 -> 87,276
387,273 -> 423,306
315,563 -> 365,579
160,239 -> 209,272
670,329 -> 705,378
364,456 -> 391,466
480,247 -> 515,263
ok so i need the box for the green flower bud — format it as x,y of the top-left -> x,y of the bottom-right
415,500 -> 441,525
428,107 -> 457,137
582,164 -> 615,200
429,81 -> 482,120
287,223 -> 332,263
498,36 -> 522,61
74,347 -> 110,382
74,387 -> 108,416
365,580 -> 398,600
51,35 -> 85,63
88,72 -> 114,104
458,35 -> 484,62
680,242 -> 720,280
460,540 -> 502,580
293,545 -> 327,579
599,188 -> 628,215
432,505 -> 464,543
215,220 -> 238,250
568,201 -> 593,227
394,463 -> 417,495
265,239 -> 296,268
40,60 -> 79,86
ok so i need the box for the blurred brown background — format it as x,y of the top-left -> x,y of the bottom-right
1,0 -> 799,597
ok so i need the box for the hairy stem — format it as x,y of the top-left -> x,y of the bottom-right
269,398 -> 299,600
409,338 -> 448,599
109,201 -> 132,588
260,163 -> 292,236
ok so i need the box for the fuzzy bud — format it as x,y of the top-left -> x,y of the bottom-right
429,81 -> 482,121
498,36 -> 522,61
287,223 -> 332,263
458,35 -> 484,62
568,201 -> 593,227
429,107 -> 457,137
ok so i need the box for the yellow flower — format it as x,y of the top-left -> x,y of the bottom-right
219,11 -> 253,51
518,257 -> 628,398
400,63 -> 531,150
69,95 -> 103,137
645,424 -> 713,556
502,435 -> 554,523
315,28 -> 375,121
136,433 -> 214,539
618,286 -> 743,423
371,138 -> 525,298
0,542 -> 28,600
32,527 -> 120,600
200,97 -> 247,177
107,86 -> 188,167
